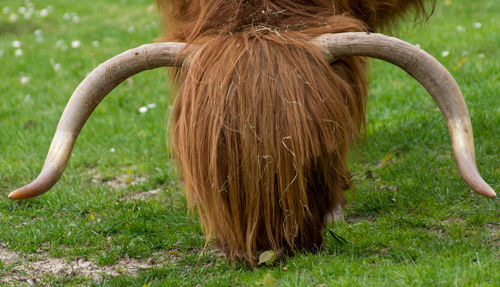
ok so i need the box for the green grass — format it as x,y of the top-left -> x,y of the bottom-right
0,0 -> 498,286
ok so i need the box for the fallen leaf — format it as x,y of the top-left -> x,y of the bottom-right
258,250 -> 276,265
255,273 -> 276,287
454,57 -> 468,70
381,154 -> 393,166
263,273 -> 275,287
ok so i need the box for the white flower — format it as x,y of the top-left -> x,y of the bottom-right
71,40 -> 81,48
12,40 -> 21,48
18,7 -> 27,14
415,43 -> 421,48
456,26 -> 465,32
8,13 -> 18,22
15,49 -> 23,57
110,148 -> 116,153
35,31 -> 43,42
147,103 -> 157,109
2,7 -> 9,14
478,54 -> 485,58
473,22 -> 482,29
139,106 -> 148,113
92,41 -> 99,47
63,13 -> 70,20
72,15 -> 80,23
50,59 -> 61,71
20,76 -> 30,85
39,8 -> 49,17
128,26 -> 135,33
55,39 -> 64,48
441,51 -> 450,57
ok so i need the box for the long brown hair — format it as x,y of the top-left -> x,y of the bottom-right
157,0 -> 432,265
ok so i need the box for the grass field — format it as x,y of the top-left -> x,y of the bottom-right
0,0 -> 498,286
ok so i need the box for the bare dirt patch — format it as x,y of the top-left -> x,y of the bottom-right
120,188 -> 162,202
88,168 -> 147,189
346,214 -> 377,223
486,223 -> 499,248
0,246 -> 161,285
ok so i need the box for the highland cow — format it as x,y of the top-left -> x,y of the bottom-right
9,0 -> 495,265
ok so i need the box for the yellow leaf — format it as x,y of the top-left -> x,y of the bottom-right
381,154 -> 393,166
258,250 -> 277,265
263,273 -> 275,287
168,250 -> 181,256
454,57 -> 468,70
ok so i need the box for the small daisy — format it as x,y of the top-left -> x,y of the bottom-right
8,13 -> 18,22
2,7 -> 9,14
15,49 -> 23,57
24,11 -> 33,19
12,40 -> 21,48
456,26 -> 465,32
441,51 -> 450,57
473,22 -> 482,29
147,103 -> 157,109
139,106 -> 148,113
55,39 -> 64,48
39,8 -> 49,17
20,76 -> 30,85
50,59 -> 62,71
71,40 -> 81,48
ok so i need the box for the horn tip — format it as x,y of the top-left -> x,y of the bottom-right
482,189 -> 496,199
8,190 -> 25,200
474,183 -> 496,198
7,184 -> 42,200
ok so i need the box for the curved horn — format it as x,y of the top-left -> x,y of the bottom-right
312,32 -> 495,198
9,33 -> 495,200
8,42 -> 186,200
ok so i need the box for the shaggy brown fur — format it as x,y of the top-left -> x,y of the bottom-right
156,0 -> 433,265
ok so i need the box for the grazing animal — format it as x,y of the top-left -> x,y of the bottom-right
157,0 -> 431,264
9,0 -> 495,266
